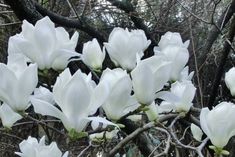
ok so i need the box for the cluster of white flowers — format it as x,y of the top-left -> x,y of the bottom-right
0,16 -> 235,156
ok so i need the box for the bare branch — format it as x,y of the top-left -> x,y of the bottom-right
198,0 -> 235,68
108,122 -> 155,157
207,15 -> 235,108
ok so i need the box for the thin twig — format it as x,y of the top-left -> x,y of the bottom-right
176,0 -> 211,24
65,0 -> 79,18
152,127 -> 171,157
168,115 -> 208,157
189,17 -> 204,107
26,115 -> 66,137
0,22 -> 21,26
77,142 -> 92,157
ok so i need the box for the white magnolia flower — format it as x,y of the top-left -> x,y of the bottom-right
9,16 -> 79,70
100,68 -> 139,121
15,136 -> 68,157
81,38 -> 105,69
190,123 -> 203,142
0,54 -> 38,111
158,80 -> 196,113
200,102 -> 235,148
225,67 -> 235,96
131,55 -> 171,105
154,32 -> 190,81
0,103 -> 22,128
104,28 -> 151,70
31,68 -> 115,132
157,31 -> 190,49
154,45 -> 189,81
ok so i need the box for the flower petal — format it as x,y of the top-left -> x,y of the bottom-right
34,16 -> 56,56
51,49 -> 80,70
0,103 -> 22,128
87,116 -> 119,128
89,81 -> 110,115
190,123 -> 203,142
14,63 -> 38,111
131,63 -> 155,105
59,70 -> 91,118
103,76 -> 133,120
30,98 -> 70,129
0,63 -> 17,106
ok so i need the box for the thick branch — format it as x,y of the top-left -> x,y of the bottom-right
109,122 -> 155,157
5,0 -> 106,42
35,3 -> 106,42
198,0 -> 235,67
109,114 -> 177,157
207,16 -> 235,109
4,0 -> 42,24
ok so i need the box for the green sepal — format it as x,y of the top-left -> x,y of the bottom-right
209,145 -> 230,156
68,129 -> 88,140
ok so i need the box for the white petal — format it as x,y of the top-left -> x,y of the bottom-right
89,81 -> 110,115
70,31 -> 79,49
191,123 -> 203,142
21,20 -> 35,40
62,151 -> 69,157
159,101 -> 176,113
184,40 -> 190,48
59,70 -> 91,118
82,38 -> 105,69
156,91 -> 180,103
11,37 -> 45,69
30,98 -> 70,130
200,107 -> 213,137
103,76 -> 133,120
0,63 -> 17,106
17,136 -> 37,156
131,63 -> 155,105
51,49 -> 80,70
87,117 -> 119,128
0,103 -> 22,128
14,63 -> 38,111
31,98 -> 64,119
225,67 -> 235,96
40,142 -> 62,157
39,136 -> 46,145
180,82 -> 196,104
34,16 -> 56,56
153,61 -> 171,91
55,27 -> 70,43
32,86 -> 55,105
53,68 -> 72,106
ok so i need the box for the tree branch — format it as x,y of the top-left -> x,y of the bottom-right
198,0 -> 235,68
4,0 -> 42,24
34,3 -> 106,43
4,0 -> 106,42
207,15 -> 235,109
108,122 -> 155,157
